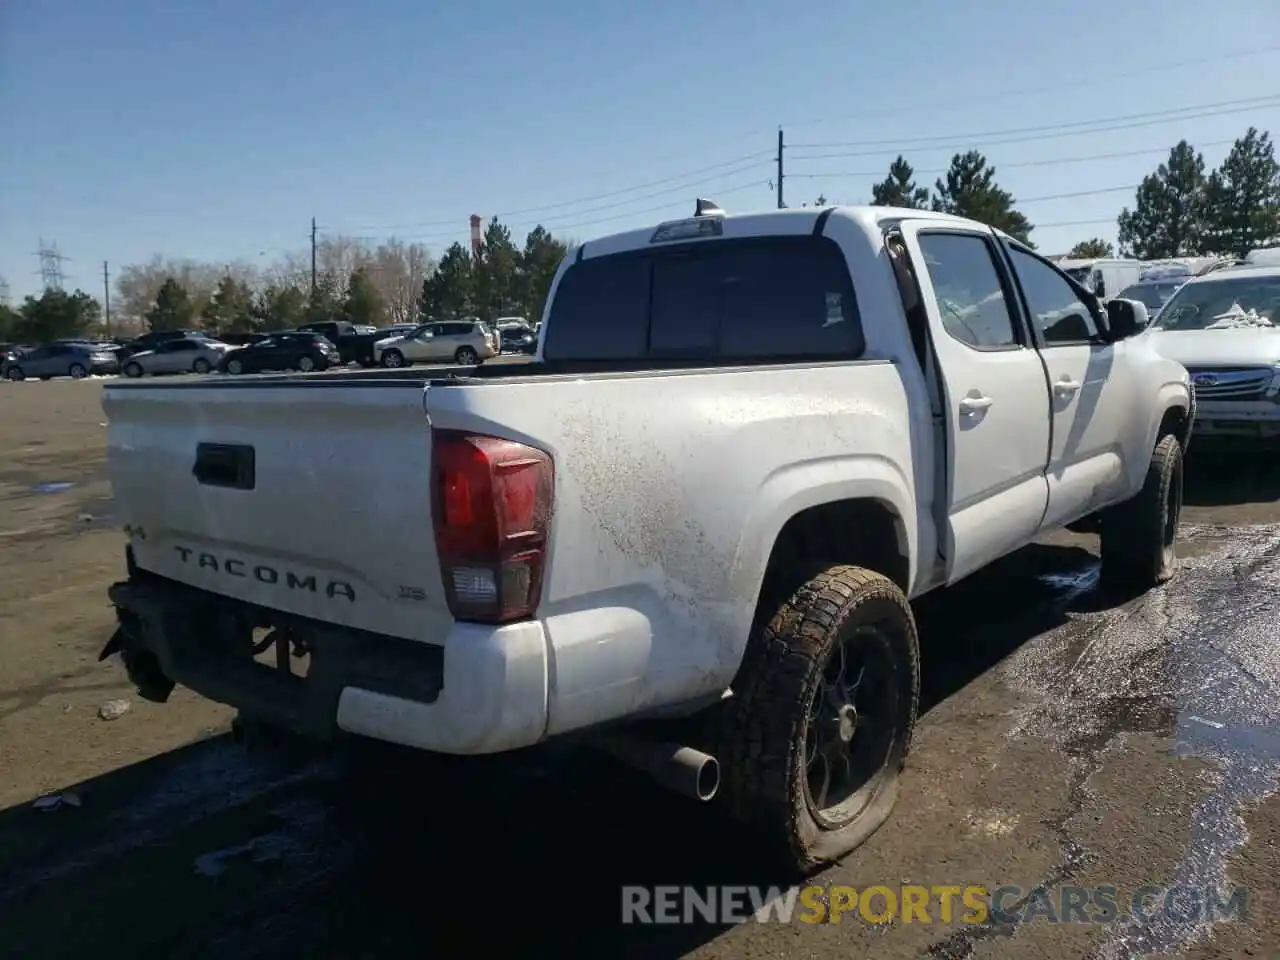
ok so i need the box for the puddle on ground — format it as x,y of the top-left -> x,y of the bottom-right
932,525 -> 1280,960
1037,563 -> 1101,594
30,482 -> 76,494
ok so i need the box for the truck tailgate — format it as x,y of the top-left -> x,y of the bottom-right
102,380 -> 452,642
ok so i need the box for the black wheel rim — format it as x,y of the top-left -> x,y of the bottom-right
802,623 -> 900,829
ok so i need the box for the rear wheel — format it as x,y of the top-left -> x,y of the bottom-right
192,358 -> 211,374
1100,433 -> 1182,590
6,366 -> 24,381
298,356 -> 315,372
455,346 -> 478,365
718,565 -> 919,875
123,362 -> 144,378
381,349 -> 404,368
227,358 -> 245,375
68,363 -> 87,379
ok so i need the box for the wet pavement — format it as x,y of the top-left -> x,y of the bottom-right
0,522 -> 1277,959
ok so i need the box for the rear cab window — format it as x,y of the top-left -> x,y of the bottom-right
542,235 -> 864,363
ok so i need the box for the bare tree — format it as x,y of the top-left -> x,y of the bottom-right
115,256 -> 254,333
368,239 -> 436,323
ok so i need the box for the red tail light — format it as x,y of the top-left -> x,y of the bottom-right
431,430 -> 554,623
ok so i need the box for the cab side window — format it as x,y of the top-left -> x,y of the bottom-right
916,233 -> 1019,350
1009,248 -> 1100,344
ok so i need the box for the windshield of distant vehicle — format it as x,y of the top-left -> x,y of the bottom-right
1152,275 -> 1280,330
1063,266 -> 1092,284
1115,282 -> 1184,314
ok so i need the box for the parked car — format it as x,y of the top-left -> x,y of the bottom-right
373,319 -> 498,367
218,331 -> 340,374
121,336 -> 234,377
1146,261 -> 1280,441
296,321 -> 389,366
0,344 -> 34,379
99,201 -> 1191,874
4,340 -> 120,380
498,323 -> 537,354
118,329 -> 203,358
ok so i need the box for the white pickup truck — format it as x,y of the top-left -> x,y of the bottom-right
99,202 -> 1192,873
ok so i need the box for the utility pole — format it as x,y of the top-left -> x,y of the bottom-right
776,128 -> 785,209
103,261 -> 112,336
310,217 -> 318,297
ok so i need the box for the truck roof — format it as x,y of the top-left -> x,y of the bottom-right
577,204 -> 1007,261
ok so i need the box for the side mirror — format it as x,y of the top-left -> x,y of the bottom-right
1106,298 -> 1151,340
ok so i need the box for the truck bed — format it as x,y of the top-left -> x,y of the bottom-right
103,356 -> 924,730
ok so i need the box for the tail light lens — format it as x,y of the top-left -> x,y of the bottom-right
431,430 -> 554,623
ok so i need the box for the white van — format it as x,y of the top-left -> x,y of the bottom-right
1058,258 -> 1145,300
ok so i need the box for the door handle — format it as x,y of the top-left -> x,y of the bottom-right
1054,378 -> 1082,395
959,395 -> 993,415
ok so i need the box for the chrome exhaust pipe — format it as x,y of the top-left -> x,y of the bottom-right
592,736 -> 720,802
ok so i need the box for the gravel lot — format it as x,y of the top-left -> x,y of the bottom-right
1,378 -> 1277,959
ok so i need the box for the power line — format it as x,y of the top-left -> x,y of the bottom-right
788,99 -> 1280,163
787,137 -> 1246,180
583,44 -> 1280,173
355,179 -> 1151,250
342,158 -> 773,241
348,151 -> 774,233
340,96 -> 1277,241
793,96 -> 1274,152
784,44 -> 1280,130
353,177 -> 773,246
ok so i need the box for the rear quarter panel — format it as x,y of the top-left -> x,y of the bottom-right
426,362 -> 924,734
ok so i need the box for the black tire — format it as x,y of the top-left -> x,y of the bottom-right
192,358 -> 211,374
1099,433 -> 1182,590
381,349 -> 404,368
718,565 -> 920,875
298,355 -> 316,372
6,366 -> 23,381
455,346 -> 478,365
68,363 -> 88,379
227,358 -> 244,375
124,362 -> 143,379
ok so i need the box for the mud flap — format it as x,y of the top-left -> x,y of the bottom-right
101,622 -> 176,704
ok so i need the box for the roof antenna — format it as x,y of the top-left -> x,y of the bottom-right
694,198 -> 725,217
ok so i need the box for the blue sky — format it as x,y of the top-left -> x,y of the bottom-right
2,0 -> 1278,300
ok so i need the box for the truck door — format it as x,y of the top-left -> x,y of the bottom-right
1002,245 -> 1133,530
898,222 -> 1053,583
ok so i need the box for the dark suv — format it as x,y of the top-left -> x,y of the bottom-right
218,331 -> 341,375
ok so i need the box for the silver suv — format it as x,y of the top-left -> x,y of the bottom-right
374,320 -> 499,367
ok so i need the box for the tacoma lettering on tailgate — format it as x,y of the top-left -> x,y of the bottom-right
173,546 -> 356,602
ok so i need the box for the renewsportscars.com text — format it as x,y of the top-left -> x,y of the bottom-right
621,884 -> 1248,926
